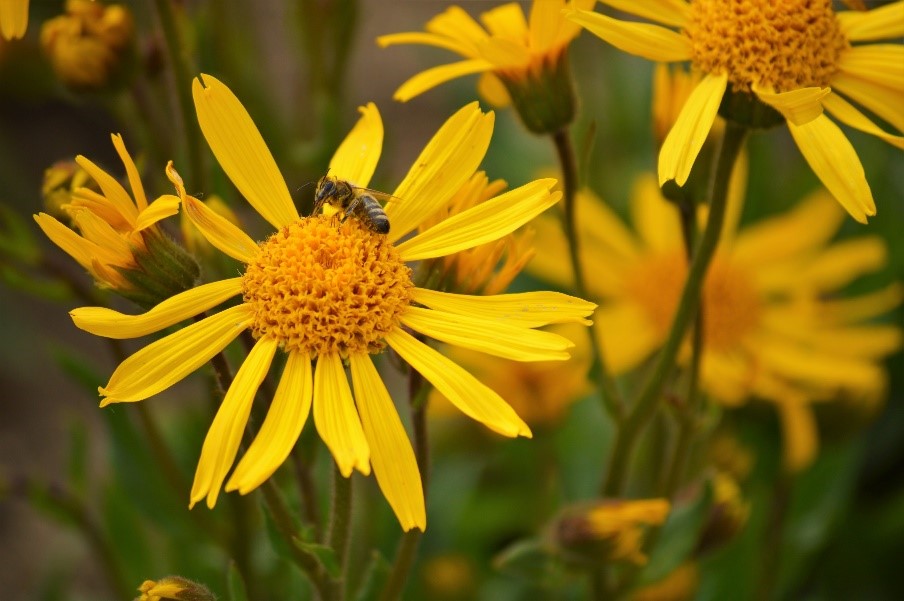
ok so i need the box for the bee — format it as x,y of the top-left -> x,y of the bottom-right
313,174 -> 391,234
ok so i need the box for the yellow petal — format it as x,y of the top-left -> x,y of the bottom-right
192,74 -> 299,229
386,103 -> 494,242
595,302 -> 661,375
134,194 -> 181,231
630,173 -> 683,253
71,278 -> 243,339
349,354 -> 425,532
529,0 -> 566,52
818,283 -> 904,325
477,72 -> 511,107
312,353 -> 370,477
412,288 -> 595,328
837,1 -> 904,41
786,114 -> 875,223
425,6 -> 489,52
376,31 -> 474,57
597,0 -> 690,28
100,305 -> 253,404
833,58 -> 904,133
34,213 -> 103,272
190,336 -> 278,509
0,0 -> 28,40
776,399 -> 818,473
397,179 -> 559,261
391,58 -> 494,102
329,103 -> 383,188
68,210 -> 131,261
110,133 -> 148,211
384,328 -> 531,438
401,306 -> 573,362
566,9 -> 692,62
658,73 -> 728,186
183,195 -> 259,264
227,350 -> 313,494
838,45 -> 904,94
75,155 -> 139,227
480,3 -> 528,40
763,316 -> 902,360
752,84 -> 830,126
800,237 -> 887,292
823,91 -> 904,150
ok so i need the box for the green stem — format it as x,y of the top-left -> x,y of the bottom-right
379,370 -> 429,601
551,128 -> 624,422
757,475 -> 793,601
152,0 -> 205,190
327,464 -> 353,597
293,443 -> 323,539
603,122 -> 747,497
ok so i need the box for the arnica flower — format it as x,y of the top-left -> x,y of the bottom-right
378,0 -> 595,133
0,0 -> 28,40
567,0 -> 904,223
136,576 -> 214,601
40,0 -> 134,90
69,74 -> 594,531
529,174 -> 902,472
34,134 -> 196,307
556,498 -> 671,566
417,171 -> 535,295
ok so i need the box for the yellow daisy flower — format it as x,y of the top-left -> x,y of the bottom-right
0,0 -> 28,40
529,174 -> 902,471
567,0 -> 904,223
34,134 -> 186,303
69,74 -> 595,531
378,0 -> 594,132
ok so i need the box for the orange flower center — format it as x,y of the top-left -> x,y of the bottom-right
242,216 -> 413,357
687,0 -> 848,93
625,252 -> 762,352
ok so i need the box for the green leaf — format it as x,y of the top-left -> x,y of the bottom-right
226,561 -> 250,601
492,538 -> 556,582
640,482 -> 712,585
352,550 -> 391,601
295,540 -> 340,579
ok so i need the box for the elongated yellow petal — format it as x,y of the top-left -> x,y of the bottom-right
391,59 -> 493,102
786,114 -> 875,223
385,328 -> 531,438
801,238 -> 887,292
819,283 -> 904,325
401,306 -> 573,362
100,304 -> 252,404
313,353 -> 370,477
776,399 -> 818,473
387,104 -> 494,242
227,351 -> 313,494
837,0 -> 904,41
71,278 -> 243,339
838,45 -> 904,93
597,0 -> 690,28
477,72 -> 511,107
823,92 -> 904,150
754,335 -> 884,392
659,73 -> 727,186
76,155 -> 139,227
376,32 -> 474,57
183,195 -> 259,264
34,213 -> 102,271
193,74 -> 299,229
480,2 -> 527,41
69,209 -> 131,261
190,336 -> 278,509
111,133 -> 148,211
753,84 -> 830,126
763,318 -> 902,360
329,103 -> 383,188
630,174 -> 683,253
134,194 -> 181,231
566,9 -> 692,62
412,288 -> 595,327
831,71 -> 904,134
595,302 -> 661,375
397,179 -> 559,261
427,6 -> 488,49
529,0 -> 566,52
349,354 -> 425,532
477,37 -> 530,68
0,0 -> 28,40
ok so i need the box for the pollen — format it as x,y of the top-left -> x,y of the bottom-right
626,253 -> 762,351
687,0 -> 848,93
242,216 -> 413,357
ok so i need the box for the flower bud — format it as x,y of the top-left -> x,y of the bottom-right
136,576 -> 215,601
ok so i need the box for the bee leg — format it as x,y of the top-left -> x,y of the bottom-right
341,196 -> 361,223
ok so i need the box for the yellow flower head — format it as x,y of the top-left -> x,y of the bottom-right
0,0 -> 28,40
136,576 -> 214,601
529,172 -> 902,472
34,134 -> 193,306
418,171 -> 535,295
40,0 -> 134,90
378,0 -> 595,133
568,0 -> 904,223
556,498 -> 670,566
69,74 -> 594,531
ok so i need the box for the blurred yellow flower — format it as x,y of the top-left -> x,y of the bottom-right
68,74 -> 594,531
41,0 -> 134,89
41,159 -> 93,220
633,562 -> 699,601
557,498 -> 671,566
529,174 -> 902,471
378,0 -> 594,132
568,0 -> 904,223
136,576 -> 213,601
34,134 -> 189,305
0,0 -> 28,40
